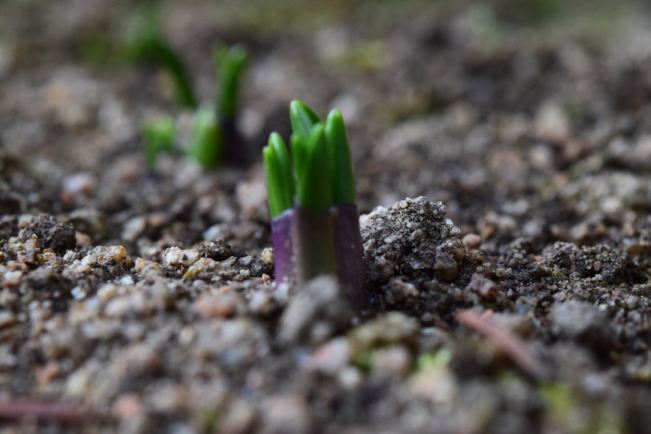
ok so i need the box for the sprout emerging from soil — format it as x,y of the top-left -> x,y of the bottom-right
128,2 -> 197,108
188,45 -> 249,170
214,44 -> 249,167
264,101 -> 366,308
142,115 -> 176,170
187,108 -> 222,170
136,37 -> 250,171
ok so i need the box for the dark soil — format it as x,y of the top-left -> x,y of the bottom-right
2,0 -> 651,432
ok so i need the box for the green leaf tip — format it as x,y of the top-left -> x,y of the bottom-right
296,124 -> 333,212
263,146 -> 282,217
142,115 -> 176,169
266,102 -> 357,213
289,100 -> 321,141
270,132 -> 295,201
215,44 -> 248,120
187,108 -> 223,170
264,133 -> 294,218
325,109 -> 356,205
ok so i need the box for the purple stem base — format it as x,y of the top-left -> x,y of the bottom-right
331,203 -> 366,309
293,205 -> 338,286
271,204 -> 366,309
220,115 -> 248,167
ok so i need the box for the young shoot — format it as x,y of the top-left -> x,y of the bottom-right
263,133 -> 296,285
187,108 -> 222,170
185,45 -> 249,171
214,44 -> 249,167
132,10 -> 250,172
127,2 -> 197,108
215,44 -> 248,123
263,133 -> 294,218
325,109 -> 356,205
142,115 -> 176,170
263,101 -> 365,308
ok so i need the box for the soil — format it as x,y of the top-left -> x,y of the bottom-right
2,0 -> 651,432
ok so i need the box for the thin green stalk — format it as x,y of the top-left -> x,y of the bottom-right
263,146 -> 284,218
270,133 -> 295,208
128,5 -> 197,109
142,115 -> 176,170
325,109 -> 356,205
148,38 -> 197,108
264,133 -> 294,217
187,108 -> 222,170
215,44 -> 248,121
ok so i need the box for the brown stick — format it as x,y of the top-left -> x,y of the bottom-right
456,309 -> 548,380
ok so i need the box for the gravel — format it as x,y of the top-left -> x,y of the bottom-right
2,1 -> 651,431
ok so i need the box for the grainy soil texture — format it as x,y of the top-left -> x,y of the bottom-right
2,0 -> 651,433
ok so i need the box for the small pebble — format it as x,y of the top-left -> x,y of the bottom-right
308,338 -> 351,374
626,296 -> 640,310
0,311 -> 17,329
462,233 -> 482,249
165,247 -> 200,267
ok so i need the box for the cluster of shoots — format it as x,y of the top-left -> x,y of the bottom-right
264,101 -> 366,308
132,3 -> 248,171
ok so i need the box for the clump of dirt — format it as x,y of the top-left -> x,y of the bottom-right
361,196 -> 474,323
19,214 -> 76,255
361,196 -> 466,285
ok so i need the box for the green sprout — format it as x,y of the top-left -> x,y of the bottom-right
263,133 -> 294,218
187,108 -> 222,171
325,110 -> 356,205
135,41 -> 249,171
263,101 -> 365,308
288,100 -> 319,191
213,45 -> 249,167
287,101 -> 356,209
417,350 -> 452,372
128,2 -> 250,171
127,2 -> 197,108
187,45 -> 249,170
215,44 -> 248,122
142,115 -> 176,170
292,124 -> 333,212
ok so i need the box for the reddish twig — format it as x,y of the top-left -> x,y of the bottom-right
0,400 -> 111,424
456,309 -> 547,380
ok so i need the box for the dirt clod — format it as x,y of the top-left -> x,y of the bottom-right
361,196 -> 464,285
19,214 -> 76,255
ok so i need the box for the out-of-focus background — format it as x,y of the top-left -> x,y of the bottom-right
2,0 -> 650,170
2,0 -> 651,239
